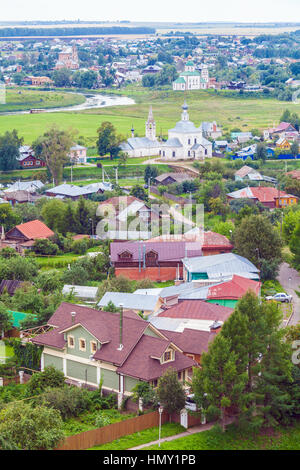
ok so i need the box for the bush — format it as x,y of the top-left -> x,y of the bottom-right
26,366 -> 65,396
95,411 -> 111,428
41,386 -> 92,419
0,402 -> 64,450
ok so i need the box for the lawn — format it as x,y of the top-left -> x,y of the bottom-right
144,421 -> 300,450
89,423 -> 184,450
0,85 -> 296,145
29,253 -> 80,270
0,88 -> 85,113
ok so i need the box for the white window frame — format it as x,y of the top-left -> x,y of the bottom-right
79,337 -> 86,352
68,335 -> 75,349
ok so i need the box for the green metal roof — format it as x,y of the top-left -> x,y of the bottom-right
185,60 -> 195,66
174,77 -> 186,83
180,71 -> 201,77
9,310 -> 37,328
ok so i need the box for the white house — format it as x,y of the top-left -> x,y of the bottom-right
173,61 -> 209,91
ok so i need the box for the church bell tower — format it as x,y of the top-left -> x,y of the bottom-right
145,106 -> 156,141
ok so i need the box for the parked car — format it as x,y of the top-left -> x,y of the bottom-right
185,394 -> 198,412
265,292 -> 292,303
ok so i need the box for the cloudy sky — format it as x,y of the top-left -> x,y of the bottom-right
2,0 -> 300,23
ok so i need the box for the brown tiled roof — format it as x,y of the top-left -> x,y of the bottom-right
162,328 -> 216,355
117,335 -> 196,381
158,300 -> 233,322
32,302 -> 197,379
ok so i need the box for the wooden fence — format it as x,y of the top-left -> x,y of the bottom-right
56,410 -> 168,451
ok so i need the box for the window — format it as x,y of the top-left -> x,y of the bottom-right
90,341 -> 97,353
79,338 -> 86,351
163,350 -> 174,363
68,335 -> 75,348
172,151 -> 176,158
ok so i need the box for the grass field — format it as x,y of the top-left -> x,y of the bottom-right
0,86 -> 298,145
0,88 -> 85,113
144,421 -> 300,450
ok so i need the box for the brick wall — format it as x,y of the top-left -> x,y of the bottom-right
115,266 -> 182,281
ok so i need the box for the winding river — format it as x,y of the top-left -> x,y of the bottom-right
0,91 -> 135,115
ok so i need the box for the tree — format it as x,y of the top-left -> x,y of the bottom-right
290,221 -> 300,268
52,68 -> 72,87
96,122 -> 122,160
157,368 -> 186,417
130,185 -> 148,202
33,126 -> 75,185
40,199 -> 67,233
0,203 -> 21,231
291,141 -> 299,158
0,302 -> 13,333
144,165 -> 158,184
0,402 -> 64,450
193,334 -> 247,431
132,382 -> 158,408
233,214 -> 283,279
255,142 -> 267,161
0,129 -> 23,171
75,197 -> 91,234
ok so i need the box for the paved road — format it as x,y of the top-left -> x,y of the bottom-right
277,263 -> 300,326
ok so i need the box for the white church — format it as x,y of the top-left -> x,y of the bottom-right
120,102 -> 213,161
173,60 -> 209,91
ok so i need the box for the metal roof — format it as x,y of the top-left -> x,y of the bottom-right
62,285 -> 98,300
98,292 -> 159,312
183,253 -> 259,277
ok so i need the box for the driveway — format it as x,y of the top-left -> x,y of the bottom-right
277,263 -> 300,326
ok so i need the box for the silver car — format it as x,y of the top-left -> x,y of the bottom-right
265,292 -> 292,303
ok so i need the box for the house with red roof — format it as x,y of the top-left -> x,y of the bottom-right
5,219 -> 54,252
29,302 -> 198,406
227,186 -> 298,209
178,275 -> 261,308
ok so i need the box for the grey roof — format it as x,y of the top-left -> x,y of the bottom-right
162,137 -> 183,148
98,292 -> 159,312
46,182 -> 110,198
62,285 -> 98,300
169,120 -> 202,134
183,253 -> 259,279
178,285 -> 210,300
159,282 -> 197,299
5,180 -> 44,193
121,137 -> 160,150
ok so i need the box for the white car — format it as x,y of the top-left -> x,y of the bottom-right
185,394 -> 198,412
265,292 -> 292,303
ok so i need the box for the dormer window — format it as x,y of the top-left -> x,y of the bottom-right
118,251 -> 133,260
162,348 -> 175,364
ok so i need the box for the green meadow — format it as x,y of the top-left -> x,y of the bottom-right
0,86 -> 298,145
0,88 -> 85,113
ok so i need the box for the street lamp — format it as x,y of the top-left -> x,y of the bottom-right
89,218 -> 94,237
158,403 -> 164,447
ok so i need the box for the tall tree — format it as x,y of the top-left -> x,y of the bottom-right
193,334 -> 247,431
233,214 -> 283,279
33,126 -> 75,185
96,122 -> 122,160
0,130 -> 23,171
0,302 -> 13,334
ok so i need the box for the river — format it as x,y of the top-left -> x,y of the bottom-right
0,91 -> 135,115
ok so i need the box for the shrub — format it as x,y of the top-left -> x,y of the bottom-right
0,402 -> 64,450
95,411 -> 111,428
41,386 -> 92,419
26,366 -> 65,396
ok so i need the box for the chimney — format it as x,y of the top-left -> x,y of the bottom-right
71,311 -> 76,324
131,125 -> 135,138
118,303 -> 124,351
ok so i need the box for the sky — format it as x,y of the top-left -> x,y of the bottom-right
2,0 -> 300,24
